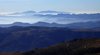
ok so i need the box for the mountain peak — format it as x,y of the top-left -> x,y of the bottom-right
39,10 -> 66,14
34,22 -> 50,25
22,11 -> 36,13
12,22 -> 31,26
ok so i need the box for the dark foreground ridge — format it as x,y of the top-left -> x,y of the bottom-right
22,38 -> 100,55
0,26 -> 100,55
0,26 -> 100,52
0,38 -> 100,55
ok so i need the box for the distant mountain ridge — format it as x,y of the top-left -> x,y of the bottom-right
0,10 -> 100,24
0,22 -> 32,27
6,10 -> 100,17
9,10 -> 66,16
66,21 -> 100,29
0,21 -> 100,29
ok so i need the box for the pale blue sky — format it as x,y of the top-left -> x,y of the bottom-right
0,0 -> 100,13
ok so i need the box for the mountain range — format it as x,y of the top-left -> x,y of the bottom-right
8,11 -> 100,20
0,10 -> 100,52
8,10 -> 65,16
0,21 -> 100,29
0,10 -> 100,24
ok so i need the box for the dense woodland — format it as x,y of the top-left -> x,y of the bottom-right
0,26 -> 99,55
0,39 -> 100,55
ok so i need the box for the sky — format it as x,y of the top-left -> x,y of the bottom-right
0,0 -> 100,24
0,0 -> 100,14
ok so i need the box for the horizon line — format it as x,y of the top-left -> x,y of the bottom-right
0,10 -> 100,15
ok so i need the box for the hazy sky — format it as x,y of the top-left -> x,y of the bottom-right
0,0 -> 100,13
